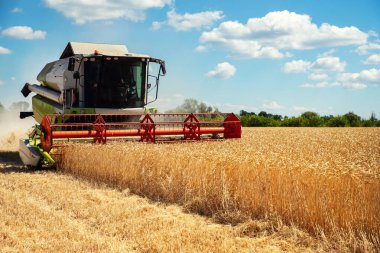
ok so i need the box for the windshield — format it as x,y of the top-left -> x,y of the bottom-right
84,57 -> 147,108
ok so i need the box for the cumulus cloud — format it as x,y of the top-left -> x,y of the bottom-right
337,68 -> 380,85
194,45 -> 208,52
317,49 -> 336,57
356,43 -> 380,55
283,60 -> 311,73
285,55 -> 378,90
262,101 -> 284,110
166,10 -> 223,31
283,56 -> 346,74
308,73 -> 329,81
151,21 -> 162,30
292,106 -> 313,112
44,0 -> 172,24
2,26 -> 46,40
301,68 -> 380,90
301,82 -> 340,89
207,62 -> 236,80
311,56 -> 346,72
199,10 -> 368,58
363,54 -> 380,65
0,46 -> 12,54
153,10 -> 223,31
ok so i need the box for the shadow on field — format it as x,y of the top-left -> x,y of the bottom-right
0,151 -> 22,164
0,151 -> 30,173
0,151 -> 56,174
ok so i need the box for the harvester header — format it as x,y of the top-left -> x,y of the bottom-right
19,42 -> 241,168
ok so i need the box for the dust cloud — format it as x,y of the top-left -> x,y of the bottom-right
0,111 -> 35,150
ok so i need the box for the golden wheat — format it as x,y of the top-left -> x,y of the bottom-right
0,153 -> 332,252
60,127 -> 380,248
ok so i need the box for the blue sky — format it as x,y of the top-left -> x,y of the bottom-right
0,0 -> 379,117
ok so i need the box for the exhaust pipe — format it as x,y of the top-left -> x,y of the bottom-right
21,83 -> 63,104
20,111 -> 34,119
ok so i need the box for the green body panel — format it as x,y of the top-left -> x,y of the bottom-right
32,95 -> 60,123
33,95 -> 98,123
144,107 -> 158,114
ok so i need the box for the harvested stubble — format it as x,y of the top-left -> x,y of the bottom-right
61,128 -> 380,246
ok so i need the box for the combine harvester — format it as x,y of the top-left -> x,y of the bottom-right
19,42 -> 241,168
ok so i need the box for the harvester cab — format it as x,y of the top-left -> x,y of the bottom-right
19,42 -> 241,168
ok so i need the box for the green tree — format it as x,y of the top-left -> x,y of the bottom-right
281,117 -> 307,127
240,110 -> 256,116
361,120 -> 376,127
327,116 -> 349,127
370,112 -> 377,121
258,111 -> 268,117
245,115 -> 279,127
343,112 -> 361,127
301,111 -> 319,119
300,111 -> 322,126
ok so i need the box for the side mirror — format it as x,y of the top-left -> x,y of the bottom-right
160,61 -> 166,75
68,57 -> 75,71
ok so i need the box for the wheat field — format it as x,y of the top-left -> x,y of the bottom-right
60,127 -> 380,250
0,141 -> 332,252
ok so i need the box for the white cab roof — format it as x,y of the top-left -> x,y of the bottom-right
60,42 -> 149,59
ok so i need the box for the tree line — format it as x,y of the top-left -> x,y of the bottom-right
167,99 -> 379,127
240,110 -> 380,127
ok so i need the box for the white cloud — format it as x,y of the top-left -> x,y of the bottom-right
0,80 -> 5,86
311,56 -> 346,72
356,43 -> 380,55
207,62 -> 236,80
11,7 -> 23,13
368,30 -> 378,37
301,68 -> 380,90
341,82 -> 367,89
292,106 -> 313,112
301,82 -> 340,89
153,10 -> 224,31
338,68 -> 380,84
262,101 -> 284,110
317,49 -> 336,57
151,21 -> 162,30
44,0 -> 172,24
283,60 -> 311,73
308,73 -> 328,81
167,10 -> 223,31
363,54 -> 380,65
2,26 -> 46,40
283,56 -> 345,74
284,56 -> 371,89
0,46 -> 12,54
200,10 -> 368,59
194,45 -> 207,52
10,77 -> 16,81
